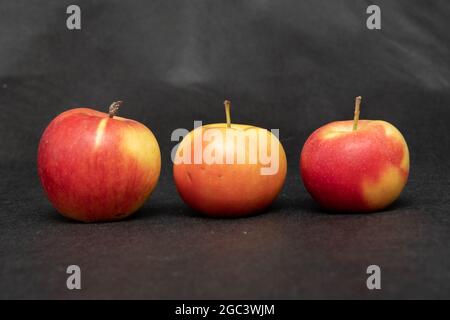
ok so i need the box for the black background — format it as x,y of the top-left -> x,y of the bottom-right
1,0 -> 449,299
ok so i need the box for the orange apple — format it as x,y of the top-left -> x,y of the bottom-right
300,97 -> 409,212
173,100 -> 287,217
38,102 -> 161,222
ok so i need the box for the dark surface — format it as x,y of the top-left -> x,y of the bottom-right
1,0 -> 450,299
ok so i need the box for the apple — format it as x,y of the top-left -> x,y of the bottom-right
300,96 -> 409,212
173,100 -> 287,217
38,101 -> 161,222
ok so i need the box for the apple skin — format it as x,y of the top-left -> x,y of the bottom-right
300,120 -> 409,212
173,124 -> 287,217
38,108 -> 161,222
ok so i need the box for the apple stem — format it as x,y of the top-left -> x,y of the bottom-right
109,101 -> 123,118
353,96 -> 362,131
224,100 -> 231,128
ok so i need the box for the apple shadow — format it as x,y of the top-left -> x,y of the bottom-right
135,200 -> 281,221
132,201 -> 200,221
287,195 -> 414,216
44,199 -> 198,225
377,196 -> 413,213
44,194 -> 414,225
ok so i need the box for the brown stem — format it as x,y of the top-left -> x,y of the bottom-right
353,96 -> 362,131
224,100 -> 231,128
109,101 -> 123,118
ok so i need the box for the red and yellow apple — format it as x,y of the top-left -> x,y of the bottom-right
38,102 -> 161,222
300,97 -> 409,212
173,100 -> 287,217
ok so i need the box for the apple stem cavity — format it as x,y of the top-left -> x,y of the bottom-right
108,101 -> 123,118
353,96 -> 362,131
224,100 -> 231,128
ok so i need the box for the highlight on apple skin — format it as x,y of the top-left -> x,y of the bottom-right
173,100 -> 287,217
300,97 -> 409,212
37,102 -> 161,222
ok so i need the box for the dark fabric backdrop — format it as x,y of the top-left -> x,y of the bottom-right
0,0 -> 449,299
